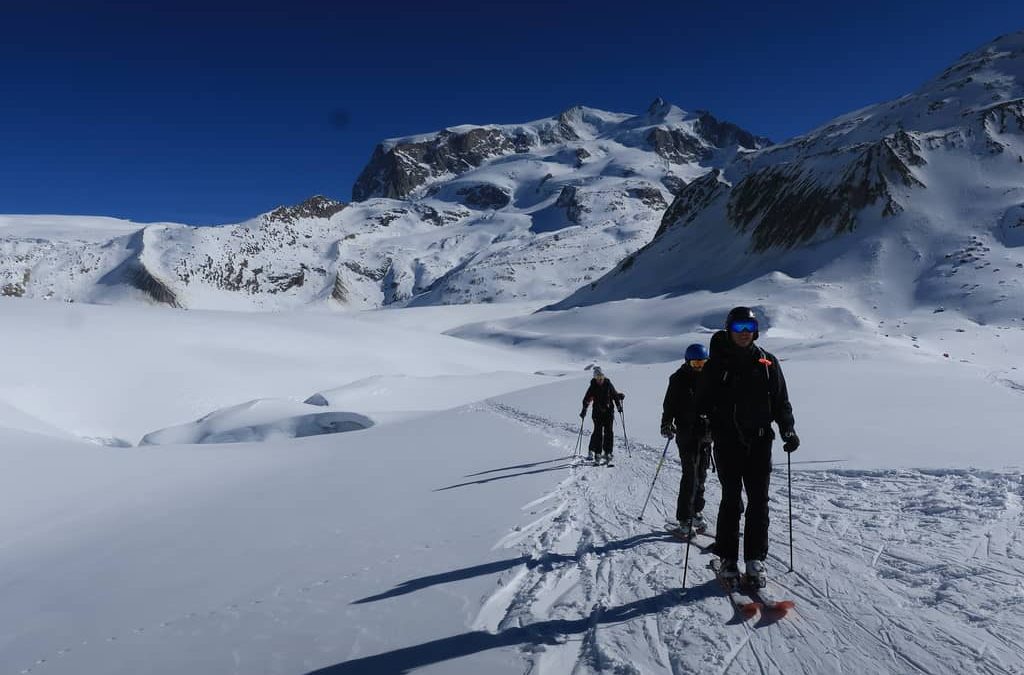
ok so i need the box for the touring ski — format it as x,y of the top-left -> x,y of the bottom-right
709,559 -> 760,619
741,577 -> 795,616
664,522 -> 714,542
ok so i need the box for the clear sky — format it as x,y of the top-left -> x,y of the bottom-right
2,0 -> 1022,224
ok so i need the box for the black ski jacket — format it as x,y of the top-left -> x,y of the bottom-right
661,363 -> 702,441
696,330 -> 795,445
582,378 -> 622,418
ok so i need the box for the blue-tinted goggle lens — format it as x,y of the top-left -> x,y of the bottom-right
729,320 -> 758,333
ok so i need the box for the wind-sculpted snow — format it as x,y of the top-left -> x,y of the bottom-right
139,399 -> 374,445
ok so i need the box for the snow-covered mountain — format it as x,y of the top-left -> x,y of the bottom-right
0,101 -> 767,310
553,32 -> 1024,327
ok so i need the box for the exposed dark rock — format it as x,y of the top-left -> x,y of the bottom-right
982,98 -> 1024,134
646,127 -> 710,164
266,268 -> 306,292
1,282 -> 24,297
353,127 -> 518,201
130,263 -> 180,307
555,186 -> 589,225
331,272 -> 348,302
456,183 -> 511,210
574,147 -> 591,167
694,110 -> 772,150
647,97 -> 670,117
266,195 -> 346,224
727,131 -> 927,251
657,170 -> 728,237
627,185 -> 668,209
661,175 -> 688,195
412,204 -> 469,227
555,108 -> 583,141
342,260 -> 389,282
1,269 -> 29,297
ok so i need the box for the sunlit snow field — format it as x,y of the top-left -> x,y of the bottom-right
1,294 -> 1022,675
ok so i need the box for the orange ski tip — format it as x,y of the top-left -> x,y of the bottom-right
775,600 -> 795,611
740,603 -> 761,618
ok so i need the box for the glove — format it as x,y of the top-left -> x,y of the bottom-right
781,429 -> 800,453
580,407 -> 588,419
660,422 -> 675,439
616,392 -> 625,400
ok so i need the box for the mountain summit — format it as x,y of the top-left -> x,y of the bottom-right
1,101 -> 763,309
553,32 -> 1024,326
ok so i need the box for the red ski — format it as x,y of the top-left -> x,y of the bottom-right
742,578 -> 795,617
709,559 -> 760,620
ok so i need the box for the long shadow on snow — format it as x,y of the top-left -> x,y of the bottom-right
352,531 -> 676,605
463,455 -> 574,477
434,464 -> 573,492
313,585 -> 718,675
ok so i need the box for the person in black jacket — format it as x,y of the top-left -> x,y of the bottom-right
580,366 -> 625,464
661,343 -> 712,537
696,307 -> 799,587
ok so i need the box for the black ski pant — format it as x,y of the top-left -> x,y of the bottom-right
588,412 -> 615,456
676,435 -> 710,522
713,434 -> 772,562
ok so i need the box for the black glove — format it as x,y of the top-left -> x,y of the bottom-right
580,407 -> 588,419
616,392 -> 625,400
781,429 -> 800,453
660,422 -> 675,439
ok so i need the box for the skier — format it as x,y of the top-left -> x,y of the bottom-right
661,343 -> 713,538
696,307 -> 799,589
580,366 -> 625,465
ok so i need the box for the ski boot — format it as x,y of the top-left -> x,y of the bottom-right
691,512 -> 708,533
744,559 -> 767,589
717,558 -> 740,590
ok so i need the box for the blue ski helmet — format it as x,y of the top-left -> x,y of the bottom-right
684,343 -> 709,362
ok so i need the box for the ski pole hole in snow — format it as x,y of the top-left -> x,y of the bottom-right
139,398 -> 374,446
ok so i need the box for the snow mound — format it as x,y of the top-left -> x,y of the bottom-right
305,372 -> 551,413
139,399 -> 374,446
0,396 -> 76,439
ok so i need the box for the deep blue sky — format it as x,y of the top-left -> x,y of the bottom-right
2,1 -> 1022,224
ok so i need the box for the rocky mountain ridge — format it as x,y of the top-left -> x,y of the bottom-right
1,99 -> 764,309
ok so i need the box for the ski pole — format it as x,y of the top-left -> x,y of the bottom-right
620,407 -> 631,458
637,437 -> 672,521
572,418 -> 585,460
681,450 -> 701,590
788,450 -> 794,572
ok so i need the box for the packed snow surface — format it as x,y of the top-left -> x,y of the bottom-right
1,294 -> 1021,675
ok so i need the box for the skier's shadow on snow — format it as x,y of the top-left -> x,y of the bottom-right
433,463 -> 574,491
352,531 -> 675,605
463,455 -> 574,477
310,587 -> 697,675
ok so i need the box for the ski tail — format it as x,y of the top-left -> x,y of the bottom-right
742,578 -> 795,616
710,560 -> 761,620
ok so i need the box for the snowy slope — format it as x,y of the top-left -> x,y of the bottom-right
1,296 -> 1023,675
0,102 -> 767,310
554,32 -> 1024,332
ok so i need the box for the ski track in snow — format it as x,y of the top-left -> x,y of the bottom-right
478,402 -> 1024,675
15,402 -> 1024,675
